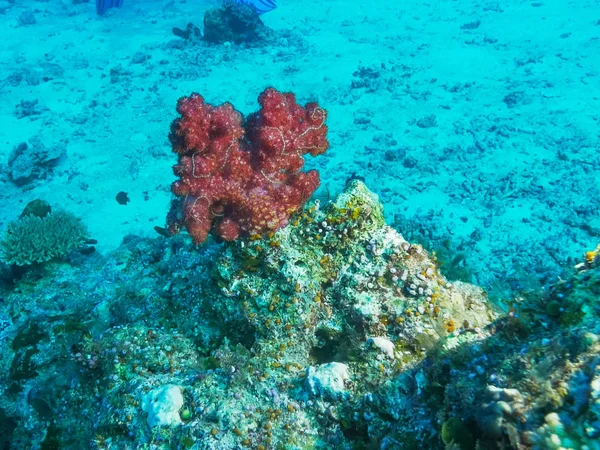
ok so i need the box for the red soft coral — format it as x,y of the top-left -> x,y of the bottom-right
167,87 -> 329,244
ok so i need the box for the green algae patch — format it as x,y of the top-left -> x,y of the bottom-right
441,417 -> 475,449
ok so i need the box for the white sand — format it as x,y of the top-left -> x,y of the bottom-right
0,0 -> 598,295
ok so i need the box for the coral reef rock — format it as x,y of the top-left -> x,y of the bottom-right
1,181 -> 599,450
203,3 -> 272,45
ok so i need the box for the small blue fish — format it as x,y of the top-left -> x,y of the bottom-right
95,0 -> 277,16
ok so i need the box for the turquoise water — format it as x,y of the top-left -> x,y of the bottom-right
1,0 -> 598,294
0,1 -> 599,449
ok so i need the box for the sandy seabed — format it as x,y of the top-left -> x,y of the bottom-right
0,0 -> 598,297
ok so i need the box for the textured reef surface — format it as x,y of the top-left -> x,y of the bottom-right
2,0 -> 598,305
1,181 -> 599,449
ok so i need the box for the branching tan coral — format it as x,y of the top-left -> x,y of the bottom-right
0,210 -> 88,266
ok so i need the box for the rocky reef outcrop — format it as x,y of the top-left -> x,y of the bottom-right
0,182 -> 598,450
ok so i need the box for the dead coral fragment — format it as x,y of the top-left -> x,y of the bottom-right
0,210 -> 88,266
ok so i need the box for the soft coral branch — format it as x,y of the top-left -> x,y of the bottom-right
167,87 -> 329,244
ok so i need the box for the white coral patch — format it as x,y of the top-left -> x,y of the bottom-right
142,385 -> 184,427
306,362 -> 350,399
368,336 -> 395,358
